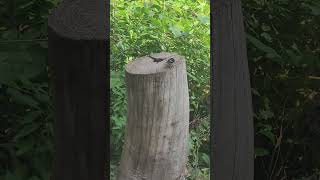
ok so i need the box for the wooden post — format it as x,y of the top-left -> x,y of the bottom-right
211,0 -> 254,179
48,0 -> 109,180
117,52 -> 189,180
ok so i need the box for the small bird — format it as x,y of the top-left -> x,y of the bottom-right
148,54 -> 176,68
166,58 -> 175,69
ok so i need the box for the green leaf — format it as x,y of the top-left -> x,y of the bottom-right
187,72 -> 197,81
303,3 -> 320,16
14,123 -> 40,141
16,140 -> 34,156
148,10 -> 155,17
259,129 -> 276,145
255,147 -> 270,157
7,88 -> 39,108
169,25 -> 182,38
20,111 -> 41,125
201,153 -> 210,166
286,49 -> 302,66
261,24 -> 271,31
247,34 -> 281,60
197,15 -> 210,25
187,135 -> 194,151
259,109 -> 274,120
251,88 -> 261,96
111,71 -> 124,89
261,32 -> 272,42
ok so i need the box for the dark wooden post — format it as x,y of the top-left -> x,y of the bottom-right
48,0 -> 109,180
211,0 -> 254,179
117,52 -> 189,180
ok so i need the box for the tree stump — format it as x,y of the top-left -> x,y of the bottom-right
48,0 -> 108,179
117,52 -> 189,180
211,0 -> 254,179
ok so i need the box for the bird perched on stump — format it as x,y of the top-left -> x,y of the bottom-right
166,58 -> 175,69
148,54 -> 176,69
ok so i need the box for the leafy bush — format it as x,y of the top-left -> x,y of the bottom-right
243,0 -> 320,179
110,0 -> 210,179
0,0 -> 56,179
1,0 -> 319,179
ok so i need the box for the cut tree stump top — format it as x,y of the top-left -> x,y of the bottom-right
125,52 -> 185,75
48,0 -> 107,40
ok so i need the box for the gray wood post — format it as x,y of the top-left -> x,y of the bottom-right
117,52 -> 189,180
48,0 -> 109,179
211,0 -> 254,179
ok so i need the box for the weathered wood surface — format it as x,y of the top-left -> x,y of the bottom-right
117,52 -> 189,180
211,0 -> 254,179
48,0 -> 109,179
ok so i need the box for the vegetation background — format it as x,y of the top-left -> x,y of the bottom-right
0,0 -> 319,180
110,0 -> 210,179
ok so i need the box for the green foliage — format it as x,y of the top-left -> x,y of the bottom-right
111,0 -> 210,114
187,117 -> 210,179
243,0 -> 320,179
110,71 -> 127,175
0,0 -> 55,179
110,0 -> 210,179
0,0 -> 319,179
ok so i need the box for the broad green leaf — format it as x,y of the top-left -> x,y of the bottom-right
261,32 -> 272,42
255,147 -> 270,157
197,15 -> 210,25
303,3 -> 320,16
201,153 -> 210,166
286,49 -> 302,66
259,129 -> 276,145
259,109 -> 274,120
169,25 -> 182,38
7,88 -> 39,108
13,123 -> 40,141
16,140 -> 34,156
21,111 -> 41,125
247,34 -> 281,59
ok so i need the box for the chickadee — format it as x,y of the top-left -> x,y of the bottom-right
148,55 -> 175,69
166,58 -> 175,69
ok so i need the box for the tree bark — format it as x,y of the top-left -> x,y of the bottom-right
117,52 -> 189,180
48,0 -> 109,179
211,0 -> 254,179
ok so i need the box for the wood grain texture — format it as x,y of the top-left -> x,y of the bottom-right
211,0 -> 254,179
117,52 -> 189,180
48,0 -> 107,40
48,0 -> 109,179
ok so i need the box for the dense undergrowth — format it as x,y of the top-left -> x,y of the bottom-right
243,0 -> 320,179
110,0 -> 210,179
0,0 -> 319,179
